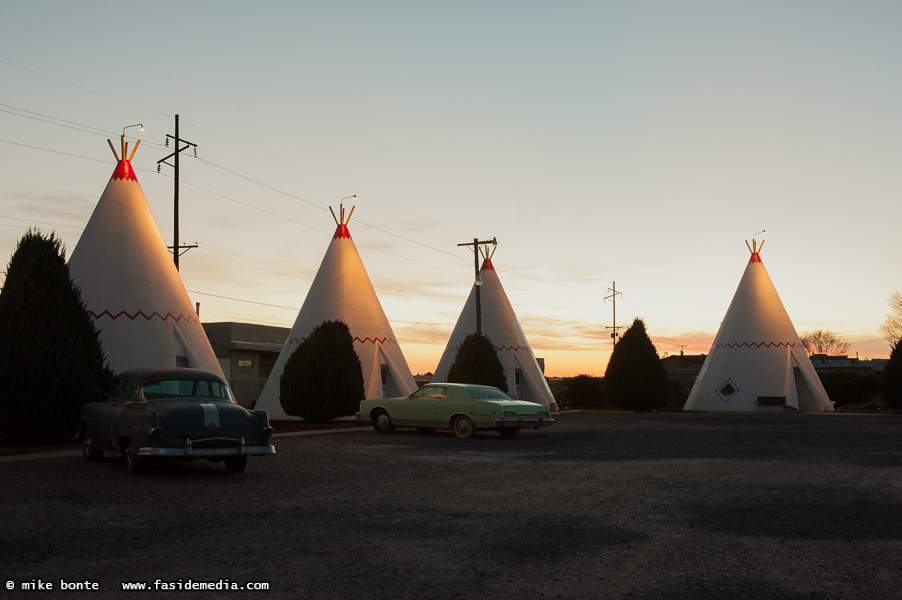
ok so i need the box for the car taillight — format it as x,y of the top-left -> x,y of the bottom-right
150,427 -> 162,440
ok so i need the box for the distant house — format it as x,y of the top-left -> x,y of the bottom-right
661,353 -> 707,379
203,322 -> 289,408
660,353 -> 707,409
808,354 -> 888,375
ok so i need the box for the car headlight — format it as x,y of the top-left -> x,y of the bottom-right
150,427 -> 163,440
537,411 -> 549,418
502,410 -> 517,418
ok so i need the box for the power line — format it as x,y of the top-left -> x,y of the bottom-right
186,290 -> 298,311
0,58 -> 170,117
0,138 -> 109,164
0,64 -> 692,348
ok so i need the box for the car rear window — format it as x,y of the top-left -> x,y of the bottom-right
140,379 -> 234,402
466,387 -> 511,400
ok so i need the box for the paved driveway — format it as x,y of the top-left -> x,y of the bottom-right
1,413 -> 899,599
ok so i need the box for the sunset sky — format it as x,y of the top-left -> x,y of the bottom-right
1,1 -> 899,377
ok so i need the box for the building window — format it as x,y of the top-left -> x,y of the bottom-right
238,360 -> 253,367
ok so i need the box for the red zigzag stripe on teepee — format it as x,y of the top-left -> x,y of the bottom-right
714,341 -> 796,349
89,310 -> 198,324
287,336 -> 396,345
443,345 -> 530,353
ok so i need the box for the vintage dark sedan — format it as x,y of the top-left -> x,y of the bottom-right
79,367 -> 275,474
358,382 -> 554,438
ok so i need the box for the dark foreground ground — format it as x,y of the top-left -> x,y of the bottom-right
1,413 -> 899,599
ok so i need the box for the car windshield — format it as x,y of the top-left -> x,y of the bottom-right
466,387 -> 512,401
140,379 -> 235,403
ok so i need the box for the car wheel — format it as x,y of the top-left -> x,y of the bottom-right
125,446 -> 148,475
372,410 -> 396,433
82,433 -> 103,461
225,455 -> 248,473
498,428 -> 519,438
453,415 -> 476,439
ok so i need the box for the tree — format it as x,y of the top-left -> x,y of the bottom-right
279,320 -> 365,422
881,338 -> 902,409
0,229 -> 112,441
561,374 -> 604,408
879,291 -> 902,346
800,330 -> 851,356
446,333 -> 507,390
604,318 -> 669,411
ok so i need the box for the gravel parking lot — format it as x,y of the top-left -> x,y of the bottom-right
1,412 -> 900,599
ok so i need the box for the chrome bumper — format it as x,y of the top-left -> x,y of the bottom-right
138,436 -> 276,458
495,416 -> 555,429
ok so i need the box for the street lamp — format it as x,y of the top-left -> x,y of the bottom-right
117,124 -> 145,163
122,123 -> 145,137
331,195 -> 358,229
751,229 -> 766,254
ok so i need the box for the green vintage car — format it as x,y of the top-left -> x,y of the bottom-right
357,383 -> 554,438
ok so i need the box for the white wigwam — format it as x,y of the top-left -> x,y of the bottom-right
68,136 -> 225,379
255,202 -> 417,420
431,247 -> 558,410
683,240 -> 833,413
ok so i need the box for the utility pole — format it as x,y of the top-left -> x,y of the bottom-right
604,281 -> 623,346
157,114 -> 198,271
458,237 -> 497,336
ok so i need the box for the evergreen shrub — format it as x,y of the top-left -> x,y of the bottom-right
0,229 -> 112,441
446,333 -> 507,390
279,320 -> 364,422
604,318 -> 669,411
882,339 -> 902,409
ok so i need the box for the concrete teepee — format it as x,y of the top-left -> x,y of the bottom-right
431,245 -> 558,410
683,240 -> 833,413
67,135 -> 224,379
255,202 -> 417,419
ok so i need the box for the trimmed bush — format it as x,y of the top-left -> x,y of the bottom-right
604,318 -> 669,411
561,374 -> 605,408
882,339 -> 902,409
446,333 -> 507,390
0,229 -> 112,441
279,320 -> 365,422
818,370 -> 880,407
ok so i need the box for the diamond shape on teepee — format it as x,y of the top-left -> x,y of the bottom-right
715,379 -> 740,403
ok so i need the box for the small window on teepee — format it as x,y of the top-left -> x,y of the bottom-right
715,379 -> 740,403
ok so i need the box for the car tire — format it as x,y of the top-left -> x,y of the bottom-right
372,410 -> 396,433
225,455 -> 248,473
125,446 -> 148,475
498,428 -> 519,438
452,415 -> 476,439
82,433 -> 103,461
